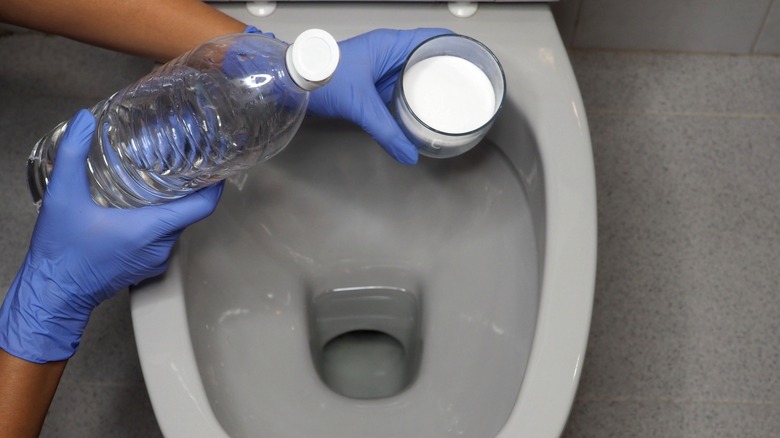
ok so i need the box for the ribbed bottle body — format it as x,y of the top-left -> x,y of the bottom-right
28,33 -> 308,208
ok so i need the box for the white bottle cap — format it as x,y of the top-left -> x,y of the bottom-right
286,29 -> 340,91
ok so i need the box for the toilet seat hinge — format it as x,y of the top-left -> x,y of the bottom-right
448,2 -> 479,18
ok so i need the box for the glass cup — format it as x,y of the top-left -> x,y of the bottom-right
392,34 -> 506,159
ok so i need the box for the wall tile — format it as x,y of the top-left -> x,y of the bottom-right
755,0 -> 780,54
574,0 -> 773,54
551,0 -> 582,47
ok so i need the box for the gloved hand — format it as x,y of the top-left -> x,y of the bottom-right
306,28 -> 453,165
0,110 -> 223,363
221,25 -> 277,79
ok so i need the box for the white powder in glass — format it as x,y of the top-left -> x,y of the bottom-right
402,55 -> 496,134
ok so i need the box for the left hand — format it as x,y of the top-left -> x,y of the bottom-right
307,28 -> 453,165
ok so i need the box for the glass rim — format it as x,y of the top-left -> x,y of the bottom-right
397,33 -> 507,139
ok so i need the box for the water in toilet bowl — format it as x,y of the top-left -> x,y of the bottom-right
320,330 -> 407,399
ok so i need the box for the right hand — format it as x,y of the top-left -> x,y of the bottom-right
307,28 -> 454,165
0,109 -> 223,363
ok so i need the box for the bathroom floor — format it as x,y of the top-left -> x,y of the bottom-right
562,50 -> 780,437
1,31 -> 779,437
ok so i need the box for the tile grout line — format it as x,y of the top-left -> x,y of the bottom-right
58,380 -> 148,389
569,0 -> 584,48
751,0 -> 776,54
585,107 -> 780,120
568,46 -> 780,59
575,396 -> 780,407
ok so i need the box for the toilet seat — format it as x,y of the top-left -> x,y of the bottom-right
131,3 -> 596,437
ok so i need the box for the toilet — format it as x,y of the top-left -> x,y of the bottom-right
131,2 -> 597,437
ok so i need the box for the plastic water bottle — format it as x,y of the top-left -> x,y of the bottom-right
27,29 -> 340,208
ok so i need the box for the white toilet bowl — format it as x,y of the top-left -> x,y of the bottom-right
131,2 -> 597,437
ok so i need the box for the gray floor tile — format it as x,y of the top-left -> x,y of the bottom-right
563,399 -> 780,438
563,400 -> 686,438
570,50 -> 780,115
579,112 -> 780,404
64,289 -> 146,385
0,33 -> 155,100
41,382 -> 163,438
683,402 -> 780,437
0,94 -> 98,289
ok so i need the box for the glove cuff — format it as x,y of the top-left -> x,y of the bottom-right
221,26 -> 282,80
244,25 -> 275,39
0,262 -> 90,363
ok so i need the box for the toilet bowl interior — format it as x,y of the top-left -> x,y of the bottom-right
181,118 -> 540,437
308,286 -> 422,399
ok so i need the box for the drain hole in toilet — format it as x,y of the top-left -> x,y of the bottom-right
309,286 -> 422,399
320,330 -> 410,400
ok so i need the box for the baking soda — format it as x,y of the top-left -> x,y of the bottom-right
402,55 -> 496,134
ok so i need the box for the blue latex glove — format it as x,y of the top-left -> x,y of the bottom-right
306,28 -> 453,165
222,26 -> 277,78
0,110 -> 222,363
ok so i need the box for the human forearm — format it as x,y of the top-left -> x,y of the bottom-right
0,0 -> 246,62
0,348 -> 66,438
